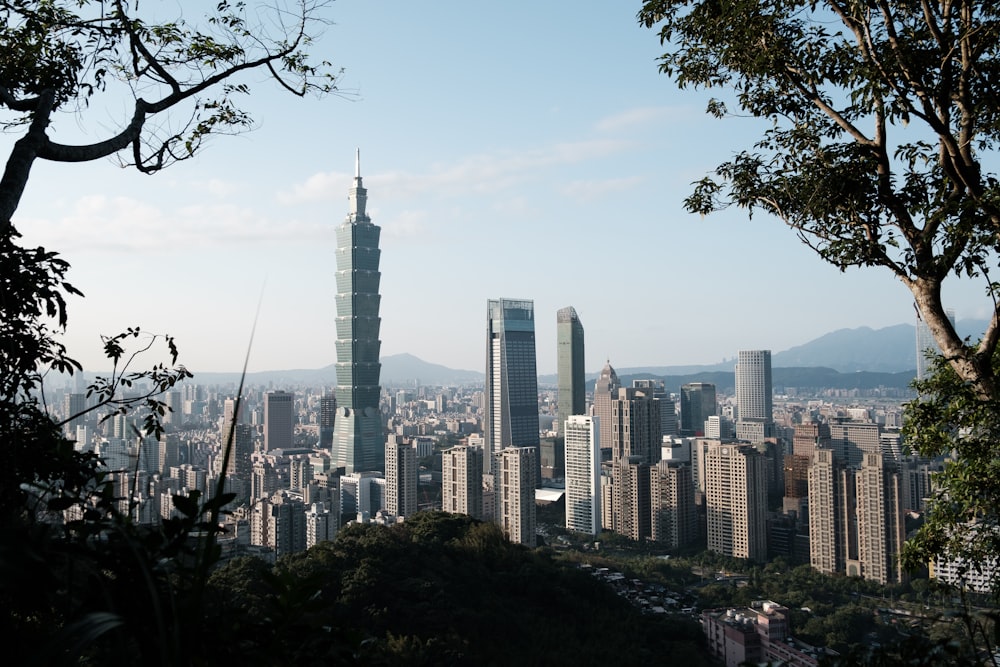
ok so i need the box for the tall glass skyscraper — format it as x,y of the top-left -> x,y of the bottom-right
331,151 -> 383,473
556,306 -> 585,435
485,298 -> 539,467
680,382 -> 717,436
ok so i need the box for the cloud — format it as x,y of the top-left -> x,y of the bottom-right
16,194 -> 326,253
276,171 -> 352,205
594,106 -> 693,133
559,176 -> 645,201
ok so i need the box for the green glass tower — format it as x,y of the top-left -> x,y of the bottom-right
556,306 -> 585,435
331,151 -> 383,473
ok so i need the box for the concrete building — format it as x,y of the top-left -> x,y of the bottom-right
484,299 -> 539,471
555,306 -> 585,436
735,350 -> 772,442
650,460 -> 697,549
385,435 -> 418,518
495,446 -> 537,547
853,453 -> 906,584
829,420 -> 882,468
705,442 -> 768,561
592,360 -> 620,460
609,386 -> 661,466
305,501 -> 337,548
807,449 -> 843,575
563,415 -> 601,536
614,456 -> 651,541
441,444 -> 483,519
331,151 -> 384,473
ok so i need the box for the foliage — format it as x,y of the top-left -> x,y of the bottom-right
638,0 -> 1000,400
903,351 -> 1000,593
1,0 -> 339,226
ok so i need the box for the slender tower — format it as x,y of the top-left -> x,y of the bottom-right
331,150 -> 383,473
556,306 -> 586,435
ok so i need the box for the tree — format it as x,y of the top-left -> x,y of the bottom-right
1,0 -> 338,227
637,0 -> 1000,588
637,0 -> 1000,399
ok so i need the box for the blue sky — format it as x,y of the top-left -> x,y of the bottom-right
8,1 -> 992,376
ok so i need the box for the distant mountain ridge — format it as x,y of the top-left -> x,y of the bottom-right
174,320 -> 986,387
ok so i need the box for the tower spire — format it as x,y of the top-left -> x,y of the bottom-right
348,148 -> 367,220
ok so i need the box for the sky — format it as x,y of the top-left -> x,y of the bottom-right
7,1 -> 995,377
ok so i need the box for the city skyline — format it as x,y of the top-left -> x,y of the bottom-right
9,1 -> 994,378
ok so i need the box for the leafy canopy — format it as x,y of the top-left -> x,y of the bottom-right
639,0 -> 1000,398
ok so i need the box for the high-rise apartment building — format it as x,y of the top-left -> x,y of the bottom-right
854,453 -> 906,584
592,361 -> 620,459
555,306 -> 586,436
614,456 -> 651,541
385,435 -> 418,518
807,449 -> 844,575
735,350 -> 772,442
633,379 -> 677,438
609,386 -> 661,466
441,444 -> 483,519
495,446 -> 537,547
563,415 -> 601,536
484,298 -> 539,468
263,390 -> 294,452
829,420 -> 882,468
651,460 -> 697,549
680,382 -> 717,437
705,442 -> 768,561
331,152 -> 384,473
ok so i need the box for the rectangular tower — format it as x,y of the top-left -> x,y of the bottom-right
385,435 -> 418,518
442,444 -> 483,519
564,415 -> 601,536
484,299 -> 539,469
556,306 -> 586,436
495,446 -> 537,547
735,350 -> 773,442
680,382 -> 717,437
263,390 -> 294,452
332,151 -> 384,473
705,442 -> 768,561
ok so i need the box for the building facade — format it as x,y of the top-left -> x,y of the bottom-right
484,299 -> 539,469
385,436 -> 418,518
442,444 -> 483,519
495,446 -> 537,546
555,306 -> 586,436
680,382 -> 717,437
563,415 -> 601,536
735,350 -> 772,442
263,390 -> 294,452
331,151 -> 384,473
705,442 -> 768,561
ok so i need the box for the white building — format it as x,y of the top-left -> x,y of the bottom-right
563,415 -> 601,536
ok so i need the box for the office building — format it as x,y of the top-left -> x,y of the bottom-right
563,415 -> 601,536
495,446 -> 537,547
385,435 -> 418,518
263,390 -> 294,452
592,360 -> 620,459
442,444 -> 483,519
735,350 -> 772,442
680,382 -> 717,437
556,306 -> 586,435
484,298 -> 539,468
318,392 -> 337,449
829,420 -> 882,468
331,151 -> 384,473
705,442 -> 768,561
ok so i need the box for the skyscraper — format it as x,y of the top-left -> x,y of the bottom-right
564,415 -> 601,536
332,151 -> 384,473
735,350 -> 772,442
318,391 -> 337,449
680,382 -> 717,436
484,298 -> 539,467
592,360 -> 620,459
556,306 -> 585,435
263,390 -> 294,452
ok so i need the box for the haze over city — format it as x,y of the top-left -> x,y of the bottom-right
8,0 -> 992,375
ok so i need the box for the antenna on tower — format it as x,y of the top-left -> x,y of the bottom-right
355,148 -> 360,178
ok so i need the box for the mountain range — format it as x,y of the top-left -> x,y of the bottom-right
183,320 -> 986,388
